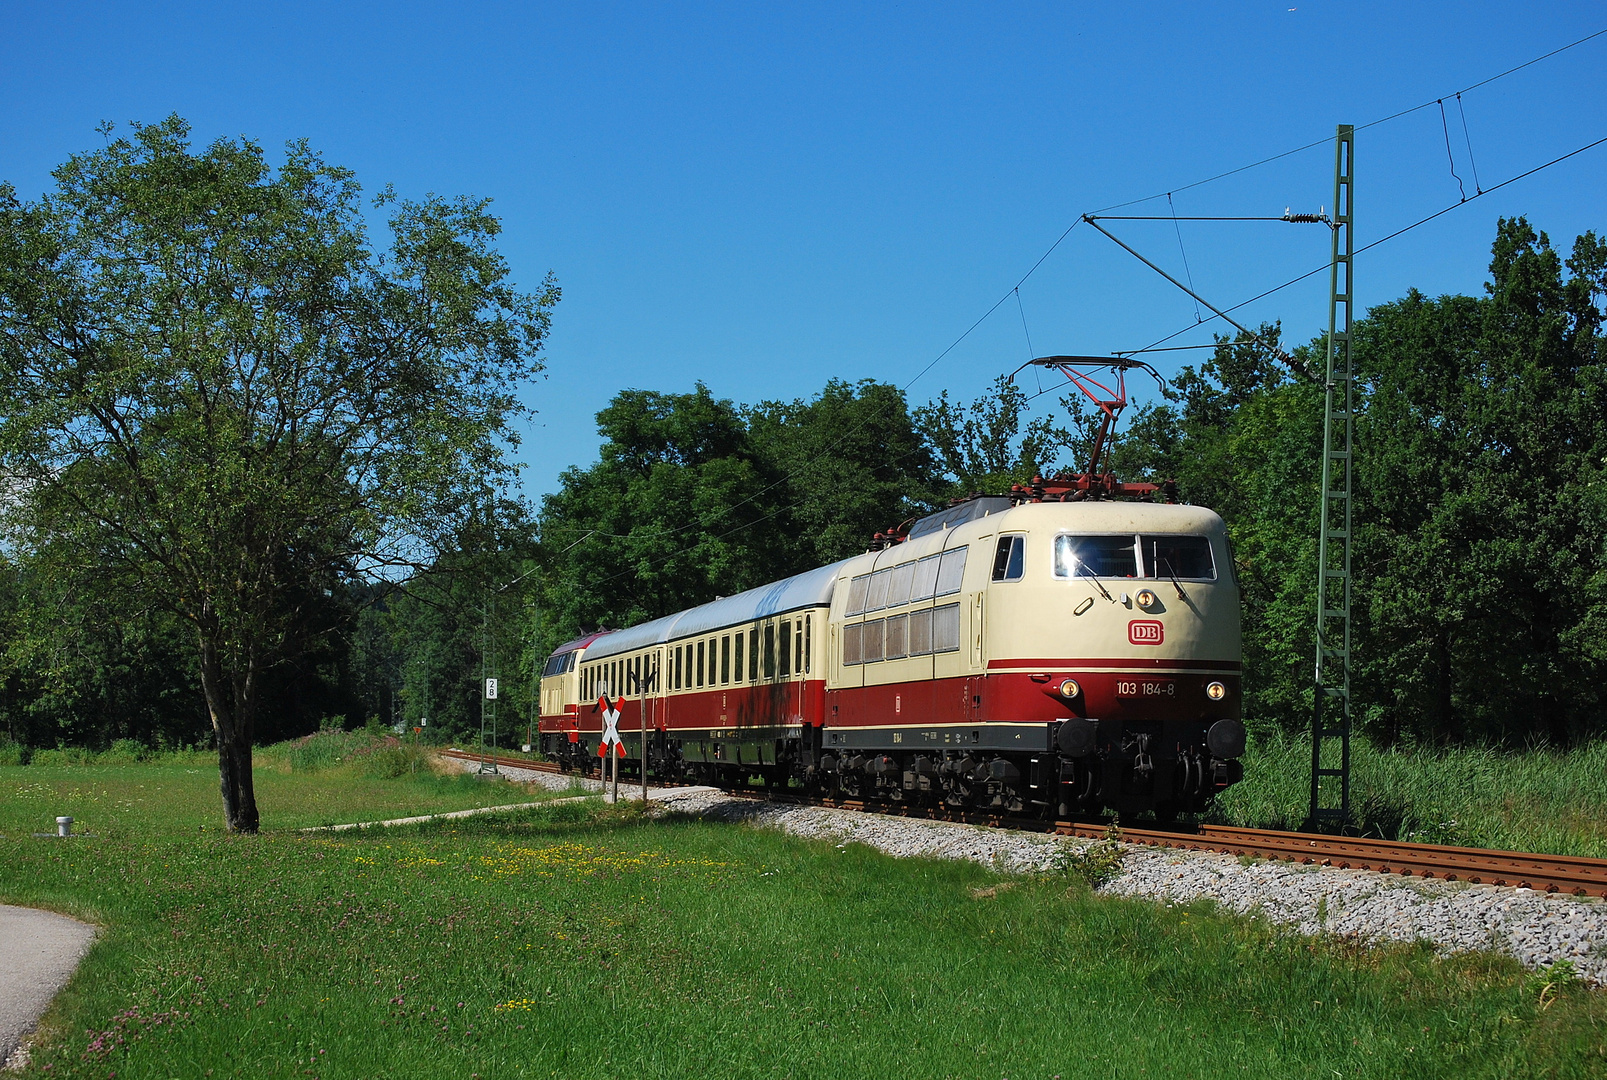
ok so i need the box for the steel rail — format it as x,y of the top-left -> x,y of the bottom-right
438,750 -> 1607,898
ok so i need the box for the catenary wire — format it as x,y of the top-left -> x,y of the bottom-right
1120,133 -> 1607,359
537,30 -> 1607,586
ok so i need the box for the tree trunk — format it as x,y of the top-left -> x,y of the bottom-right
199,634 -> 261,833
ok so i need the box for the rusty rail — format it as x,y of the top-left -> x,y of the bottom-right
1056,822 -> 1607,898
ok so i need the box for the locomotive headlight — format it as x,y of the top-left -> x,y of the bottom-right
1135,588 -> 1157,609
1058,679 -> 1081,699
1206,681 -> 1228,701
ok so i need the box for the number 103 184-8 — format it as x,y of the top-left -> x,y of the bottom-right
1115,680 -> 1175,698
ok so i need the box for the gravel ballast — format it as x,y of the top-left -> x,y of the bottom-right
446,757 -> 1607,983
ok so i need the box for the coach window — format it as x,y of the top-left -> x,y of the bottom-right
1053,535 -> 1139,579
886,562 -> 915,608
862,619 -> 886,663
933,603 -> 961,653
764,623 -> 776,678
779,621 -> 792,677
909,608 -> 933,655
885,613 -> 908,659
846,574 -> 869,615
749,627 -> 760,680
912,554 -> 940,600
804,614 -> 812,674
694,641 -> 704,688
721,635 -> 731,684
865,568 -> 892,612
936,546 -> 968,595
991,535 -> 1025,582
733,632 -> 744,683
843,622 -> 863,666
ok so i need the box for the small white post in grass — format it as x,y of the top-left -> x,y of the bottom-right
56,816 -> 72,837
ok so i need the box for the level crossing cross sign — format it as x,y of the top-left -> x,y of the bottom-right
597,695 -> 626,758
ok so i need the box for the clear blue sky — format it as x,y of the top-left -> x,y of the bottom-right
3,2 -> 1604,498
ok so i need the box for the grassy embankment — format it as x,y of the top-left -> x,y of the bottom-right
2,747 -> 1606,1078
1216,734 -> 1607,857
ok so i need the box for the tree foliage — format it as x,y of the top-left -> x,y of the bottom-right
0,118 -> 556,829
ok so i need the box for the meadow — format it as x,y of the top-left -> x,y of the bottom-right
2,748 -> 1606,1078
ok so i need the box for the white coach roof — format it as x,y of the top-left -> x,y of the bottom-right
583,558 -> 851,661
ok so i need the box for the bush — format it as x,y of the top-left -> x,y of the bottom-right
0,739 -> 24,766
281,728 -> 408,773
29,746 -> 95,767
100,739 -> 149,763
360,743 -> 431,779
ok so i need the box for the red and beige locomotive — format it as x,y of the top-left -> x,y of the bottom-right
537,486 -> 1246,820
537,358 -> 1247,819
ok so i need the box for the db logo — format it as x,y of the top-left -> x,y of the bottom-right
1128,620 -> 1164,645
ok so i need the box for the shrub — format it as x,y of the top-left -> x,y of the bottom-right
0,739 -> 24,766
101,739 -> 149,763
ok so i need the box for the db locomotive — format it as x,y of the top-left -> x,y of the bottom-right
536,484 -> 1246,820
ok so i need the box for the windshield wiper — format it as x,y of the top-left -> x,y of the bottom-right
1159,557 -> 1187,600
1086,574 -> 1116,603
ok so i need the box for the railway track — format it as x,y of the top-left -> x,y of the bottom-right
439,749 -> 1607,899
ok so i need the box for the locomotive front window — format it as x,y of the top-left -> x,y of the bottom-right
1141,535 -> 1216,580
1053,534 -> 1139,578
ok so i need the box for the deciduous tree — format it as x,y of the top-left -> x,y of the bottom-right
0,118 -> 556,830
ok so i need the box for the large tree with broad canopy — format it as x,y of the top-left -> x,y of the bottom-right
0,117 -> 557,831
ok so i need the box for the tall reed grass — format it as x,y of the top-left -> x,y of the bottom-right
1213,733 -> 1607,857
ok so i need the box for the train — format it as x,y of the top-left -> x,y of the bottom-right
535,483 -> 1247,821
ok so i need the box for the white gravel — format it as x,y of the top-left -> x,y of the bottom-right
652,787 -> 1607,984
445,756 -> 1607,983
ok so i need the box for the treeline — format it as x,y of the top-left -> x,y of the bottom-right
2,217 -> 1603,751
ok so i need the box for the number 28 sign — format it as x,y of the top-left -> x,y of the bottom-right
485,678 -> 499,700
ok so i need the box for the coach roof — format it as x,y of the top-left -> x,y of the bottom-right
582,558 -> 850,662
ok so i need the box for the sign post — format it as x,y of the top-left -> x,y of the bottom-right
599,695 -> 623,803
640,657 -> 652,802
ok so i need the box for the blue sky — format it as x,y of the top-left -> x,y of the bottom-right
3,2 -> 1604,499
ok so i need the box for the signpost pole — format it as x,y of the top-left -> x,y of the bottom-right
641,656 -> 649,802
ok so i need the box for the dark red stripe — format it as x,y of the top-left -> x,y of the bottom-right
987,657 -> 1242,671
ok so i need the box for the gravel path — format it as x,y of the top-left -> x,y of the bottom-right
0,905 -> 96,1070
445,757 -> 1607,983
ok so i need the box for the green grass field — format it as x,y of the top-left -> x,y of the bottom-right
1215,734 -> 1607,857
2,753 -> 1606,1078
